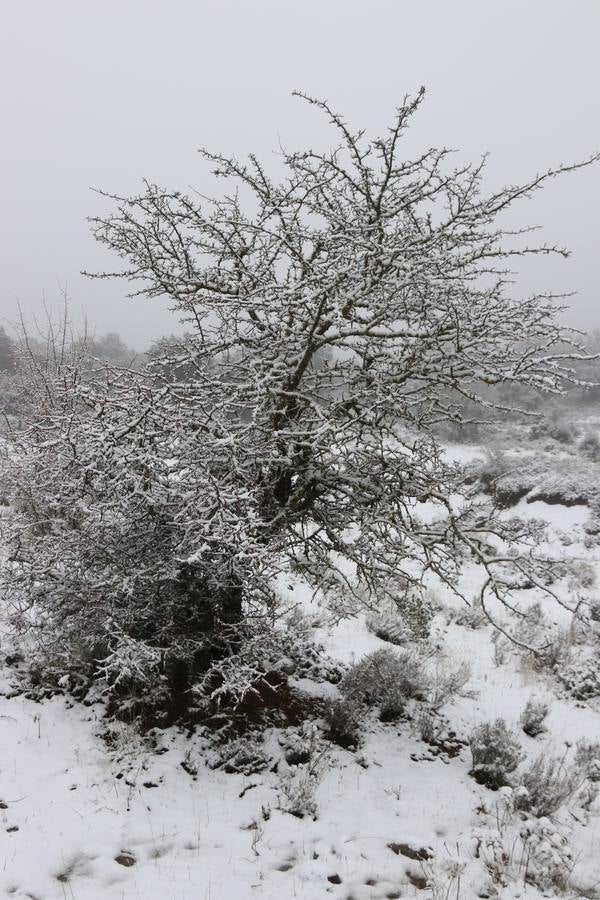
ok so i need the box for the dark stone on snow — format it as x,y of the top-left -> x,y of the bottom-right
388,842 -> 432,861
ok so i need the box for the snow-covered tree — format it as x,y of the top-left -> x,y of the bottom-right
1,91 -> 596,721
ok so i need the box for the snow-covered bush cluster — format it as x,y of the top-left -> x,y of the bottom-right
529,418 -> 579,446
478,805 -> 576,895
519,697 -> 549,737
575,739 -> 600,782
338,648 -> 428,722
323,697 -> 363,749
515,753 -> 584,818
276,725 -> 329,819
207,736 -> 270,776
557,653 -> 600,701
469,719 -> 524,790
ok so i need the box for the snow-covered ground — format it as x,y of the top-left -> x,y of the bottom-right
2,436 -> 600,899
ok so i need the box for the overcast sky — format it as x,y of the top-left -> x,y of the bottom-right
1,0 -> 599,349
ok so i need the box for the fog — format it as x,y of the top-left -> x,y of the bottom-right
1,0 -> 599,349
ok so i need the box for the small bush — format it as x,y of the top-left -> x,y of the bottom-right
557,654 -> 600,701
416,709 -> 442,744
366,613 -> 409,646
277,726 -> 328,818
536,630 -> 573,671
323,697 -> 363,748
429,659 -> 472,711
515,753 -> 582,817
575,739 -> 600,782
518,818 -> 574,893
207,736 -> 270,775
548,424 -> 576,445
279,722 -> 325,765
451,598 -> 488,630
477,448 -> 511,495
398,589 -> 435,639
588,598 -> 600,624
517,605 -> 573,673
519,698 -> 549,737
278,764 -> 322,818
563,558 -> 596,591
469,719 -> 523,790
367,585 -> 434,643
340,648 -> 428,722
580,433 -> 600,462
475,798 -> 573,894
530,421 -> 578,445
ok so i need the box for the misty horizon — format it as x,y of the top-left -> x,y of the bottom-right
1,0 -> 599,349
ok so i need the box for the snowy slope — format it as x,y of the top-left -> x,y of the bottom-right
1,438 -> 600,900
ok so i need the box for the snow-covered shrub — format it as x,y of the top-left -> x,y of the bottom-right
579,433 -> 600,462
278,764 -> 321,819
536,630 -> 574,672
323,696 -> 363,748
575,739 -> 600,782
549,424 -> 577,444
429,658 -> 472,711
478,792 -> 575,894
474,446 -> 597,511
530,419 -> 578,445
366,589 -> 433,644
519,697 -> 549,737
451,597 -> 488,630
469,719 -> 523,790
208,736 -> 270,775
277,726 -> 328,818
365,612 -> 409,646
517,818 -> 574,893
515,753 -> 582,817
588,598 -> 600,624
278,723 -> 323,765
416,709 -> 443,744
516,604 -> 573,671
563,558 -> 596,591
398,590 -> 435,639
556,653 -> 600,700
476,448 -> 511,495
340,648 -> 428,722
